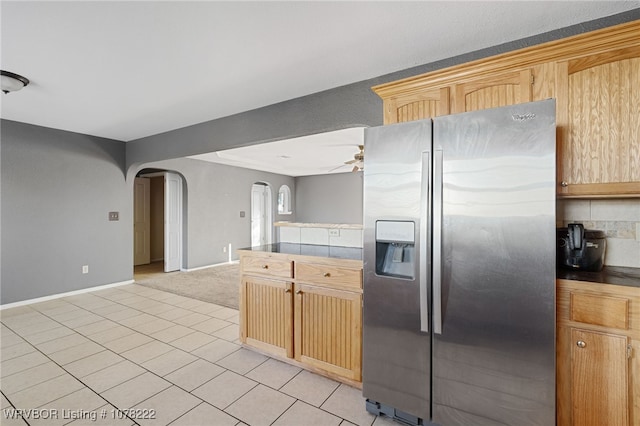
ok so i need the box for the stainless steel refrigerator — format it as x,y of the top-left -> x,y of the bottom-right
362,100 -> 556,426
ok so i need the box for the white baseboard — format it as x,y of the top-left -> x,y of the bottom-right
0,279 -> 135,311
182,260 -> 239,272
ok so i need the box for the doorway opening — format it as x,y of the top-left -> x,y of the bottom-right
251,182 -> 273,247
133,169 -> 185,278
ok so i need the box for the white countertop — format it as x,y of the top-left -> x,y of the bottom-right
274,222 -> 363,230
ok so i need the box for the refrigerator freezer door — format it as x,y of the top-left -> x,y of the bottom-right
362,119 -> 432,421
432,100 -> 556,426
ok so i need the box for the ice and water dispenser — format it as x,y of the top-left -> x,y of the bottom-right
375,221 -> 415,279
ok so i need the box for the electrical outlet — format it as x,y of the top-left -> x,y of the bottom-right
223,246 -> 227,253
82,265 -> 89,274
329,229 -> 340,237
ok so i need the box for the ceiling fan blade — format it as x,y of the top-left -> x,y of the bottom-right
335,145 -> 365,172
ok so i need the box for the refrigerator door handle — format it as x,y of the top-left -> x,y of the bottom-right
419,151 -> 431,333
433,149 -> 443,335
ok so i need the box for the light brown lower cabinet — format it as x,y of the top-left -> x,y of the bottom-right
557,279 -> 639,426
294,283 -> 362,381
239,250 -> 363,385
570,328 -> 629,426
241,276 -> 293,358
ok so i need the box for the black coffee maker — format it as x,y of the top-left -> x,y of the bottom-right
557,223 -> 606,271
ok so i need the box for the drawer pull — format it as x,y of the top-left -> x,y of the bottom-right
560,181 -> 568,187
576,340 -> 586,349
284,289 -> 291,294
323,272 -> 331,277
261,265 -> 269,269
295,290 -> 302,295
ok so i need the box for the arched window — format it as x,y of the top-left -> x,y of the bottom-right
278,185 -> 292,215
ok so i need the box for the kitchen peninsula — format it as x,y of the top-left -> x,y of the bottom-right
238,242 -> 364,386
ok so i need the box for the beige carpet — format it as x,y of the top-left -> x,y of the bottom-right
135,262 -> 240,309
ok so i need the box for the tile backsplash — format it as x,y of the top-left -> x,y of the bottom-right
557,199 -> 640,268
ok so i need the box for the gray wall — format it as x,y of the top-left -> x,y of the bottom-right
295,173 -> 363,224
1,120 -> 131,305
137,158 -> 296,268
0,120 -> 295,304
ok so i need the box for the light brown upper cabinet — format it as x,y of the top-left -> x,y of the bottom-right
381,87 -> 450,124
452,69 -> 532,113
556,47 -> 640,197
373,20 -> 640,198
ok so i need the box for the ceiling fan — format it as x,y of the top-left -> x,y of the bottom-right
344,144 -> 364,172
327,144 -> 364,173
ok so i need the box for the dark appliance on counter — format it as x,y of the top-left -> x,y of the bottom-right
557,223 -> 606,271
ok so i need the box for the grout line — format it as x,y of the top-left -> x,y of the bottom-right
1,323 -> 141,425
1,389 -> 31,426
3,287 -> 248,424
2,284 -> 367,426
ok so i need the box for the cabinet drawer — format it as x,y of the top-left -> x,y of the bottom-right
570,292 -> 629,329
295,262 -> 362,290
242,256 -> 293,278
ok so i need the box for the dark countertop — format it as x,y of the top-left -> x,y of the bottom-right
557,266 -> 640,288
238,243 -> 363,262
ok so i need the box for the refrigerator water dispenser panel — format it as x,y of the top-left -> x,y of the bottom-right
375,221 -> 415,279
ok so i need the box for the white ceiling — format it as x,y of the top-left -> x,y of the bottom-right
1,1 -> 638,175
188,127 -> 365,176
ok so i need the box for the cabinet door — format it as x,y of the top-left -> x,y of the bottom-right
452,69 -> 532,113
556,47 -> 640,196
383,87 -> 450,124
571,328 -> 629,426
240,276 -> 293,358
294,284 -> 362,381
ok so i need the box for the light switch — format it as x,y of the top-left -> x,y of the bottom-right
240,211 -> 245,218
109,211 -> 119,221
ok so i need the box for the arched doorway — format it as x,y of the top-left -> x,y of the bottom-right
251,182 -> 272,247
134,169 -> 185,273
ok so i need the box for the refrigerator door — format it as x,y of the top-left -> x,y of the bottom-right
362,119 -> 432,421
432,100 -> 556,425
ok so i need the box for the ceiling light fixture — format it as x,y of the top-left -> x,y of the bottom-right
1,70 -> 30,94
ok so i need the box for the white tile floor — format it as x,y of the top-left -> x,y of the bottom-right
1,284 -> 396,426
